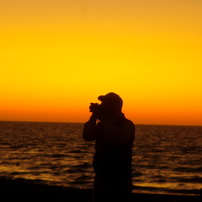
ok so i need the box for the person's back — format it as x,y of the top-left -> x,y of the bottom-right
83,92 -> 135,202
93,114 -> 134,175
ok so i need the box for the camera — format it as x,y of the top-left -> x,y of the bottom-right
89,103 -> 101,113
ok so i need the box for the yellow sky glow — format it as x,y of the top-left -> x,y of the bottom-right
0,0 -> 202,125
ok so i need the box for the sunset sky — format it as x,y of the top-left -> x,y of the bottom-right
0,0 -> 201,126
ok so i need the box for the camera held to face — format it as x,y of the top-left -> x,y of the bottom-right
89,103 -> 102,113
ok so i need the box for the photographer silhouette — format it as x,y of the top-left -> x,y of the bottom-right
83,92 -> 135,202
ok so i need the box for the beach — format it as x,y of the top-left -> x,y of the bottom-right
0,177 -> 201,202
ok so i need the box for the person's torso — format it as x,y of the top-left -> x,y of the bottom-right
93,115 -> 135,175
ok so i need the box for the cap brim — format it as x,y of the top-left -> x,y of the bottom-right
98,95 -> 105,101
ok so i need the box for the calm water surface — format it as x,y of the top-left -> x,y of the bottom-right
0,121 -> 201,195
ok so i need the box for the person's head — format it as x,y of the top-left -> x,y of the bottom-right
98,92 -> 123,115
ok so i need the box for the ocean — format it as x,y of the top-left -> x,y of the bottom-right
0,121 -> 201,195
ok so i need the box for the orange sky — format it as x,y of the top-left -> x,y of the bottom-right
0,0 -> 202,125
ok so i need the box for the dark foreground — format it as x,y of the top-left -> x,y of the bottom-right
0,177 -> 201,202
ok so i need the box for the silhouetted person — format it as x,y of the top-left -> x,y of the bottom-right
83,92 -> 135,202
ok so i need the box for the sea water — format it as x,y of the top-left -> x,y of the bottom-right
0,121 -> 201,195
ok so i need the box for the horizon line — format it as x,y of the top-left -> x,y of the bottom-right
0,120 -> 202,127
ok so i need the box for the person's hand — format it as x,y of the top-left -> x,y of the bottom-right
88,103 -> 99,121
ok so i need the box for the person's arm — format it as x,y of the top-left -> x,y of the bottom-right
82,114 -> 98,141
101,117 -> 135,145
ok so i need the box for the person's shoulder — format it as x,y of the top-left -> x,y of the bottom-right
123,115 -> 134,125
121,117 -> 135,138
123,117 -> 135,129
